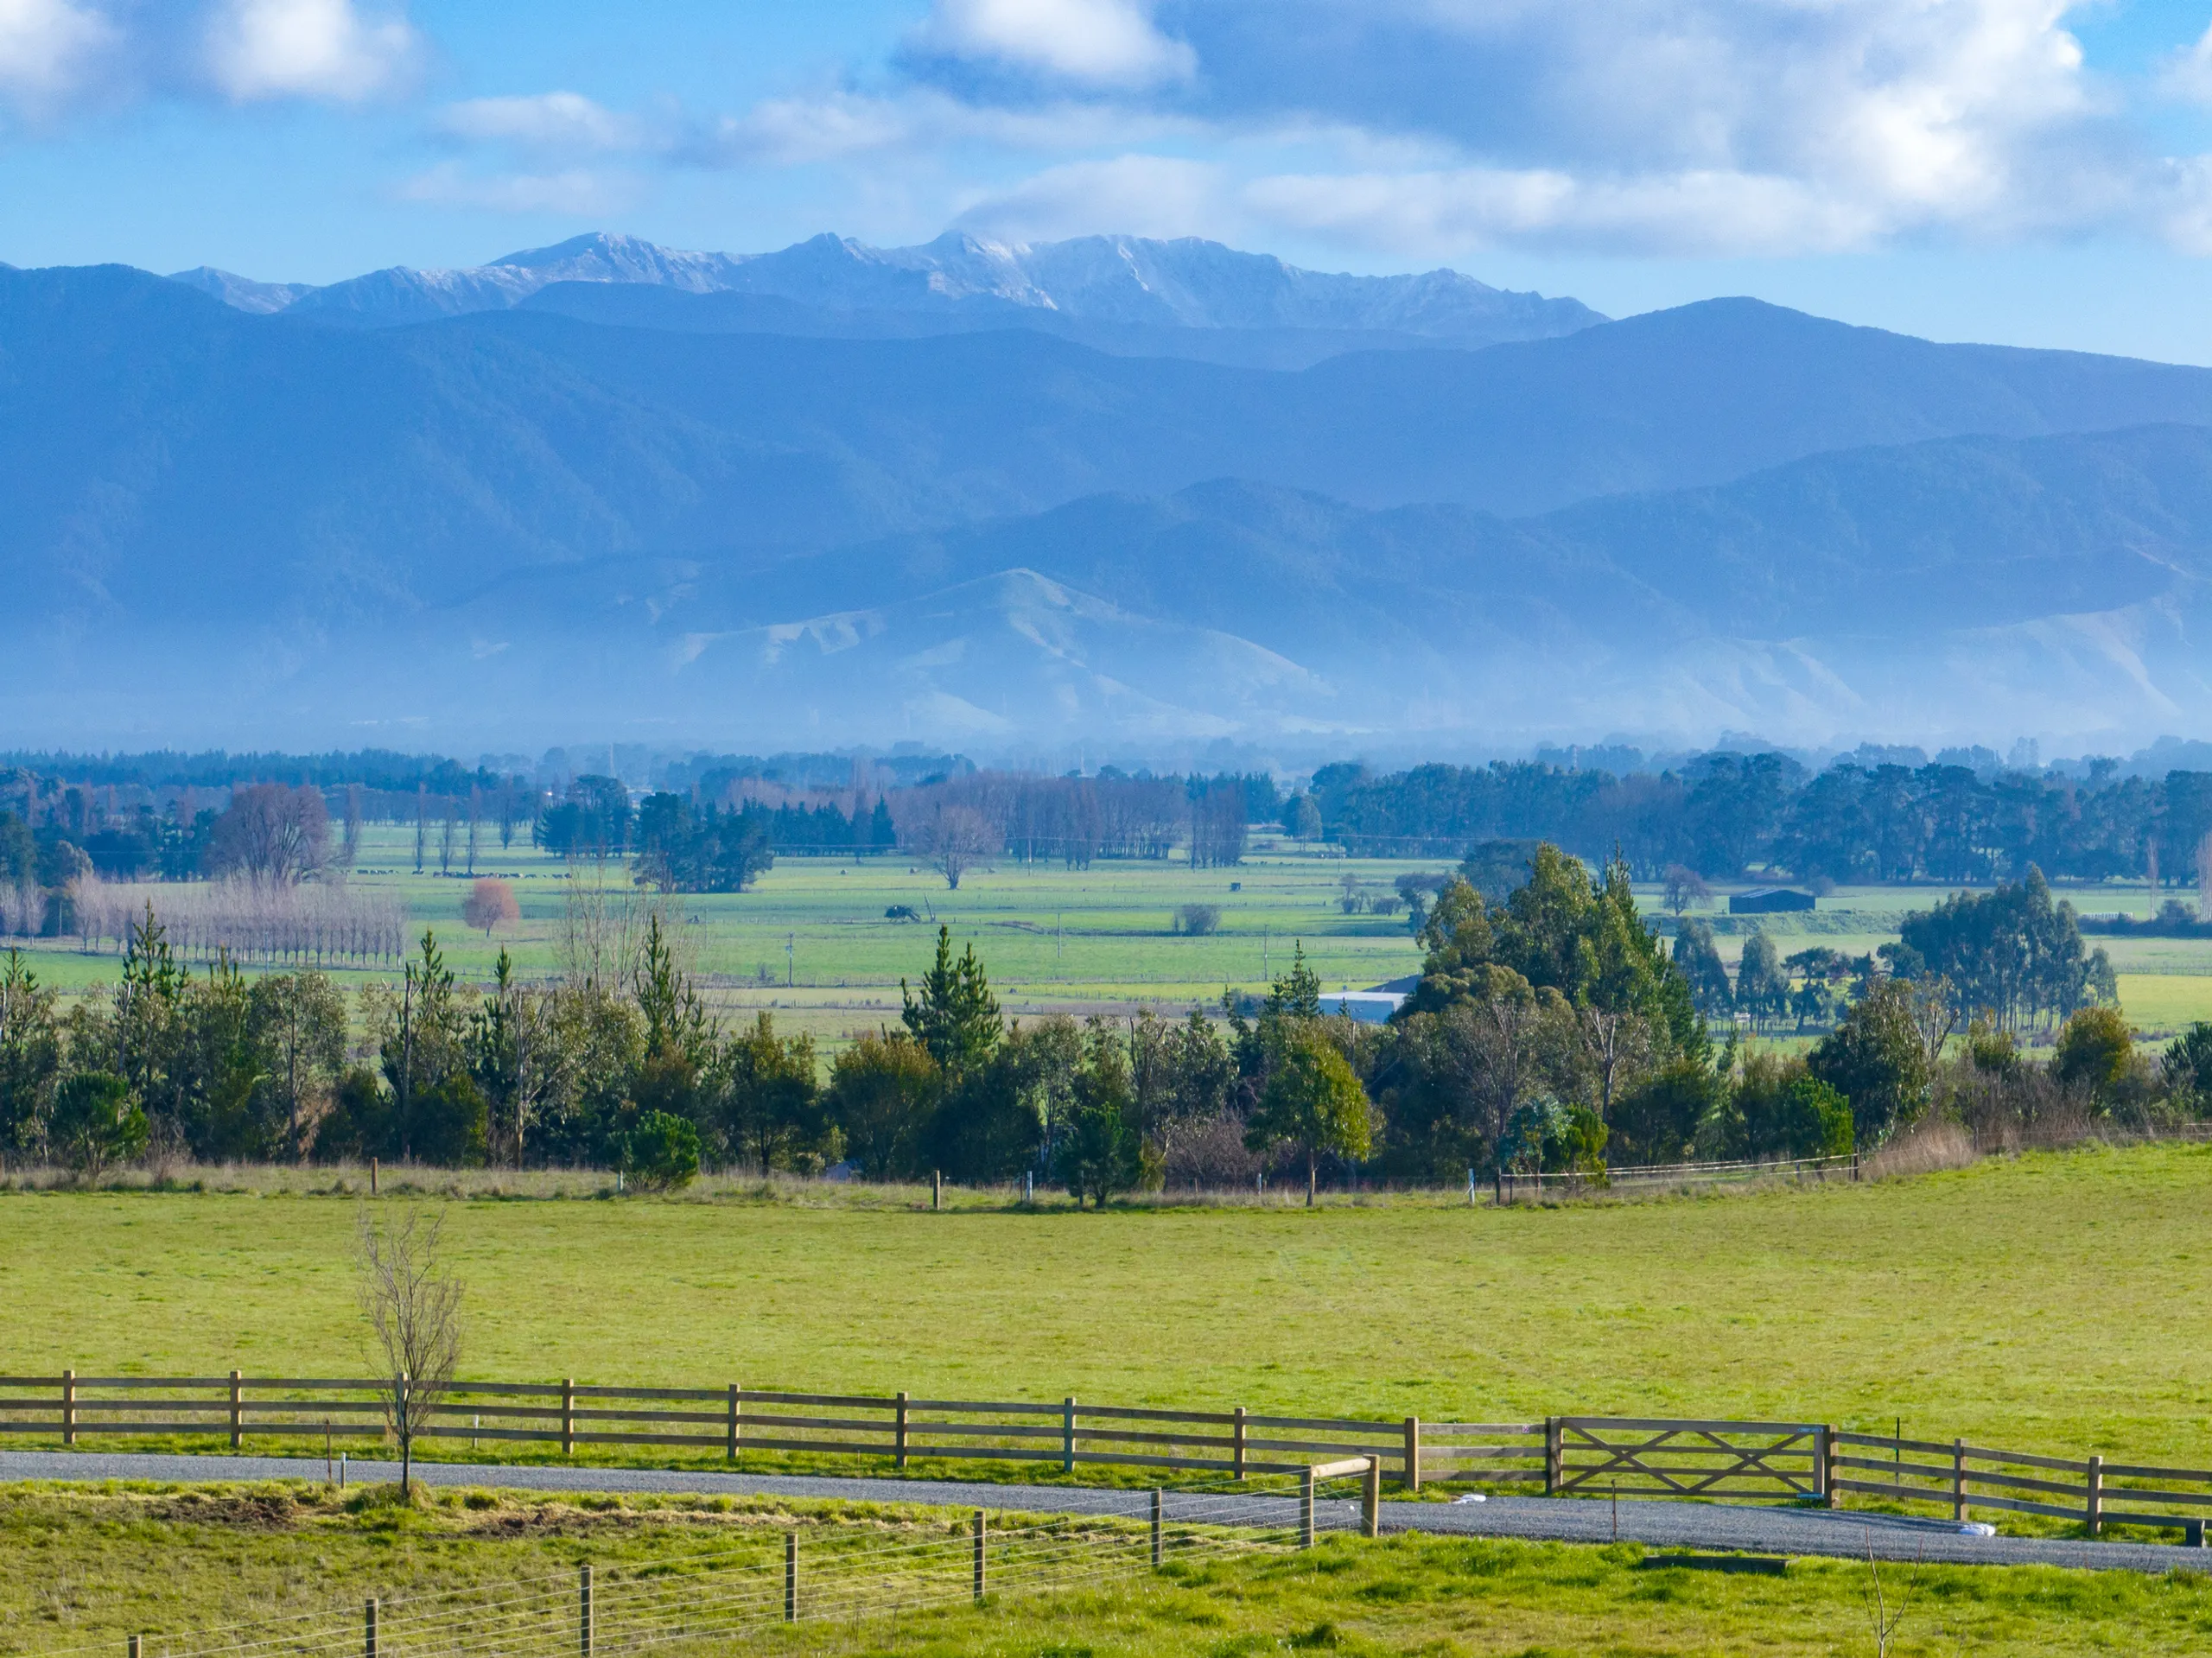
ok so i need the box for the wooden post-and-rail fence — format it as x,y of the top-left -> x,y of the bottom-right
0,1370 -> 1511,1489
5,1372 -> 2211,1545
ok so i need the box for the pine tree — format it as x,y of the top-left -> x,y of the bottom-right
901,926 -> 1002,1080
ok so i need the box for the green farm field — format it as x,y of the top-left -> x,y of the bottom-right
4,1143 -> 2211,1467
6,1483 -> 2207,1658
9,830 -> 1436,1049
19,830 -> 2212,1043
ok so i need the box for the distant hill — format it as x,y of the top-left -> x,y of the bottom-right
11,258 -> 2212,747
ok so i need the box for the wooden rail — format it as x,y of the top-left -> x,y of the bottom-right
0,1374 -> 1540,1489
1831,1430 -> 2211,1541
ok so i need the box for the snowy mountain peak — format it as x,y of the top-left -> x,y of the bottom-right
165,230 -> 1605,346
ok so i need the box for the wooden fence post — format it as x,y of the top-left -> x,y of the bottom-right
562,1378 -> 575,1457
1825,1426 -> 1840,1509
1150,1490 -> 1164,1567
61,1369 -> 74,1447
1402,1417 -> 1421,1492
1952,1439 -> 1967,1523
364,1599 -> 378,1658
972,1510 -> 987,1603
1300,1467 -> 1316,1549
1062,1396 -> 1076,1474
129,1636 -> 141,1658
2087,1455 -> 2104,1537
578,1564 -> 593,1658
1233,1406 -> 1247,1481
1811,1424 -> 1828,1505
1544,1418 -> 1562,1496
932,1171 -> 942,1211
1363,1457 -> 1381,1538
230,1370 -> 245,1450
784,1532 -> 798,1623
726,1385 -> 740,1462
895,1391 -> 909,1470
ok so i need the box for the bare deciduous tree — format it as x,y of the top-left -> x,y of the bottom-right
918,805 -> 995,890
1906,974 -> 1960,1075
1662,864 -> 1712,916
341,785 -> 364,871
355,1207 -> 464,1496
559,860 -> 641,993
205,785 -> 329,886
462,878 -> 520,937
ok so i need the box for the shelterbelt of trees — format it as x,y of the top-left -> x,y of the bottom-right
1296,753 -> 2212,884
6,845 -> 2208,1193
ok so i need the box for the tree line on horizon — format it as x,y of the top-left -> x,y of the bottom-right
1301,754 -> 2212,887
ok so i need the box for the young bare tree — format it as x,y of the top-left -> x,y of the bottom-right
1859,1534 -> 1923,1657
355,1207 -> 464,1496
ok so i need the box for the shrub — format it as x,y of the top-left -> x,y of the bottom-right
618,1110 -> 701,1191
826,1032 -> 941,1180
2054,1006 -> 2133,1109
1780,1076 -> 1853,1158
1496,1096 -> 1608,1178
1172,903 -> 1221,936
1808,980 -> 1929,1147
49,1071 -> 146,1177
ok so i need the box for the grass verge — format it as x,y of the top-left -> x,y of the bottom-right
7,1481 -> 2212,1656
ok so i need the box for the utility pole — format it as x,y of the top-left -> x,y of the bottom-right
786,932 -> 795,988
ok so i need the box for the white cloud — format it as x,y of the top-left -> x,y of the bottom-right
0,0 -> 114,113
206,0 -> 417,104
1173,0 -> 2108,253
953,154 -> 1224,240
436,92 -> 643,155
397,161 -> 638,215
1243,165 -> 1886,257
698,85 -> 1189,166
2163,22 -> 2212,107
915,0 -> 1193,87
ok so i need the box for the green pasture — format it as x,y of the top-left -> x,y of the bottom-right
7,1484 -> 2207,1658
5,1143 -> 2212,1466
17,836 -> 2212,1045
14,831 -> 1433,1045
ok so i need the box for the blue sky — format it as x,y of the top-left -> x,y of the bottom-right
8,1 -> 2212,359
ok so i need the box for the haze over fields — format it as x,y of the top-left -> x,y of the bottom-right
13,230 -> 2212,753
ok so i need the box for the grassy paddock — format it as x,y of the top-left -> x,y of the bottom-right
17,835 -> 2212,1045
7,1482 -> 2212,1656
3,1142 -> 2211,1466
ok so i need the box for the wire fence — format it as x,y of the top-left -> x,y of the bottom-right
30,1467 -> 1367,1658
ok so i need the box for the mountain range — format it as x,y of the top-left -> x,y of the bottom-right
7,233 -> 2212,753
168,230 -> 1605,369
